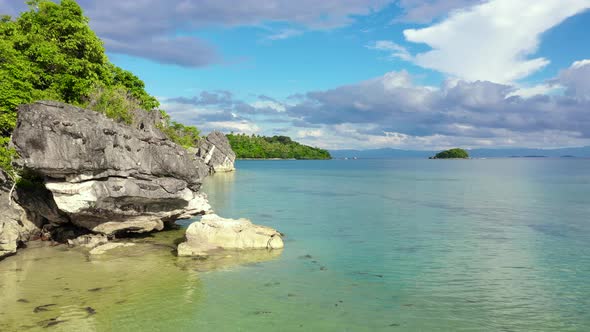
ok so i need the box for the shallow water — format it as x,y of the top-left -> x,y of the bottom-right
1,159 -> 590,331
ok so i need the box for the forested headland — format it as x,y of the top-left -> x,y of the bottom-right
227,134 -> 331,160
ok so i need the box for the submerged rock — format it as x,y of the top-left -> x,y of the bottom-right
89,242 -> 135,255
67,234 -> 108,249
10,101 -> 212,236
177,214 -> 283,256
195,131 -> 236,174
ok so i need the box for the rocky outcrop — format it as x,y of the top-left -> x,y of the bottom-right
0,172 -> 43,259
10,101 -> 212,236
195,131 -> 236,174
177,214 -> 284,256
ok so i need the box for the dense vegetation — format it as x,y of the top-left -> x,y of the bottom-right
430,148 -> 470,159
0,0 -> 200,174
227,134 -> 331,160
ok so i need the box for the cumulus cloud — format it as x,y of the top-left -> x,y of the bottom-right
162,63 -> 590,149
0,0 -> 390,66
557,59 -> 590,99
285,66 -> 590,148
401,0 -> 590,83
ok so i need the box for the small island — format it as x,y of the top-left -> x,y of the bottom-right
429,148 -> 470,159
227,133 -> 331,159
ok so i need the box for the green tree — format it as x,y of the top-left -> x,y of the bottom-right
0,0 -> 200,173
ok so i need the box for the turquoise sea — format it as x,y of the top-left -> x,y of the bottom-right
1,159 -> 590,331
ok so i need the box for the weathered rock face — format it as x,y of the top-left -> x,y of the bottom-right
195,131 -> 236,174
11,101 -> 212,236
13,101 -> 208,187
0,172 -> 43,259
177,214 -> 284,256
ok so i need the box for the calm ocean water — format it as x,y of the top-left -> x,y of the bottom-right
1,159 -> 589,331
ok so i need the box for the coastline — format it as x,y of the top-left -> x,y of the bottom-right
237,158 -> 331,160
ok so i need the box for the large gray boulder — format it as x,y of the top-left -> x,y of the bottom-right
11,101 -> 211,236
177,214 -> 284,256
196,131 -> 236,174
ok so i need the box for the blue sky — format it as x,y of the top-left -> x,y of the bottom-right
2,0 -> 590,149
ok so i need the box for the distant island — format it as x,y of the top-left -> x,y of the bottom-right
330,146 -> 590,159
429,148 -> 469,159
226,134 -> 331,159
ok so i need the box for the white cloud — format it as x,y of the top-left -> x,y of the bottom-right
506,84 -> 562,99
251,100 -> 287,112
571,59 -> 590,69
367,40 -> 412,61
402,0 -> 590,83
208,121 -> 261,134
297,129 -> 323,138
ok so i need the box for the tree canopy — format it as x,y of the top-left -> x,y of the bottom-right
430,148 -> 469,159
227,134 -> 331,160
0,0 -> 199,173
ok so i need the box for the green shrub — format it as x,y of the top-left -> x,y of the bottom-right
0,137 -> 16,175
157,112 -> 200,149
86,84 -> 138,124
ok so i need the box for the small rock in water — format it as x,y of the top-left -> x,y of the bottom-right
389,323 -> 400,327
402,304 -> 414,307
253,311 -> 272,315
33,304 -> 56,313
88,287 -> 102,292
85,307 -> 96,315
38,318 -> 66,328
287,293 -> 296,297
320,266 -> 327,271
17,299 -> 29,303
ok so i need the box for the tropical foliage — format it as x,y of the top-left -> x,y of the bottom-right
227,134 -> 331,159
0,0 -> 199,173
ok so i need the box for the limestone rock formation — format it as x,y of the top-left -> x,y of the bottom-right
11,101 -> 212,236
196,131 -> 236,174
177,214 -> 284,256
0,172 -> 42,259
